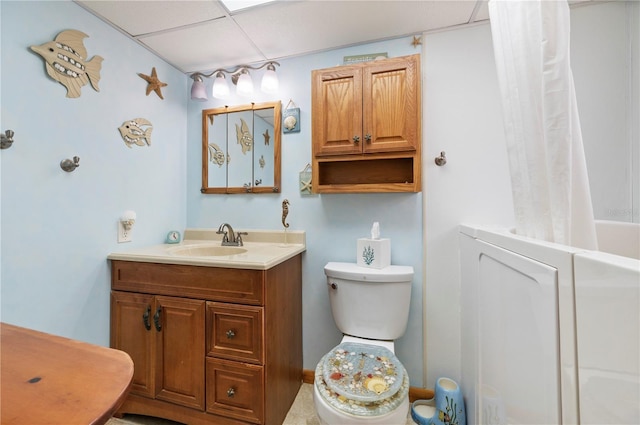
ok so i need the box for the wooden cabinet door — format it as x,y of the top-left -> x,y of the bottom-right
155,296 -> 206,411
362,55 -> 420,154
312,66 -> 363,156
110,291 -> 156,398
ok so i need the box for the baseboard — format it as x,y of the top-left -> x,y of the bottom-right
302,369 -> 434,403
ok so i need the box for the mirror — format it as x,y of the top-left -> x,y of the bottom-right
202,101 -> 281,194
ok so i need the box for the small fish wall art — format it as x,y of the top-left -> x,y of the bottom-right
235,118 -> 253,155
119,118 -> 153,148
30,29 -> 103,98
208,143 -> 226,167
138,67 -> 167,99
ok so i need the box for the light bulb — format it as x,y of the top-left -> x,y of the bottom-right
236,70 -> 254,97
212,72 -> 230,99
261,66 -> 279,94
190,75 -> 208,101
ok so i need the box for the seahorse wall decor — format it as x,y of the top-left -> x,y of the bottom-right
282,199 -> 290,229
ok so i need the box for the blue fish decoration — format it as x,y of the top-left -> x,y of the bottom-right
30,29 -> 103,98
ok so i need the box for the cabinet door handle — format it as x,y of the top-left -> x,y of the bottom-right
227,387 -> 235,398
226,329 -> 235,339
365,134 -> 372,143
153,306 -> 162,332
352,135 -> 360,144
142,305 -> 151,331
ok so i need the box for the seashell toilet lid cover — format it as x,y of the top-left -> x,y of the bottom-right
322,342 -> 404,402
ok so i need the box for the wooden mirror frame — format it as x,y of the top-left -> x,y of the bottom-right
201,101 -> 281,194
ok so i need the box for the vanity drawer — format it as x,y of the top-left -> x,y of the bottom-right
207,302 -> 263,364
111,261 -> 264,305
206,358 -> 264,424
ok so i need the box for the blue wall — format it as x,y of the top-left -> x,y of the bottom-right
1,1 -> 187,343
186,39 -> 425,383
1,1 -> 426,385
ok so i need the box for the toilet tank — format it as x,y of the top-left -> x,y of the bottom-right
324,262 -> 413,340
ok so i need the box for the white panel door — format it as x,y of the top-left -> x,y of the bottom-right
476,240 -> 561,424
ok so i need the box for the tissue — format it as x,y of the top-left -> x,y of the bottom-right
357,222 -> 390,269
371,222 -> 380,239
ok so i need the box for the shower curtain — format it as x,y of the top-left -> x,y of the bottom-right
489,0 -> 598,250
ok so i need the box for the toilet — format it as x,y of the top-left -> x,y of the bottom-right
313,262 -> 414,425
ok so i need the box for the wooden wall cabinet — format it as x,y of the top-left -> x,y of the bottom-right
110,257 -> 302,425
311,54 -> 421,193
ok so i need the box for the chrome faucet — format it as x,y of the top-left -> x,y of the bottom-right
217,223 -> 247,247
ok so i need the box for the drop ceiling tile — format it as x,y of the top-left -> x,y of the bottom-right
234,0 -> 478,58
138,19 -> 265,72
76,0 -> 228,36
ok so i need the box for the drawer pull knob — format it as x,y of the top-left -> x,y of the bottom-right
226,329 -> 235,339
227,387 -> 235,398
365,134 -> 372,142
352,135 -> 360,144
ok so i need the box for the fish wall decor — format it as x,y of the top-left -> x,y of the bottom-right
208,143 -> 226,167
235,118 -> 253,155
118,118 -> 153,148
30,29 -> 103,98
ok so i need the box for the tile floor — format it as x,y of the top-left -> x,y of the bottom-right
107,383 -> 417,425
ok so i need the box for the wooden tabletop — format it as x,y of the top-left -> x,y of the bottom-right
1,322 -> 134,425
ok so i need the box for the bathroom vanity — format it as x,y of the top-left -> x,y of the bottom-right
108,230 -> 305,425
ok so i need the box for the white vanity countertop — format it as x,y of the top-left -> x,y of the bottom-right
107,229 -> 306,270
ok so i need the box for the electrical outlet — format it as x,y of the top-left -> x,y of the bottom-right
118,221 -> 132,243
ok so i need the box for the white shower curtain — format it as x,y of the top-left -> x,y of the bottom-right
489,0 -> 598,250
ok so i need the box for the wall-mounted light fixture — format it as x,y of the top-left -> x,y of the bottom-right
118,210 -> 136,243
190,61 -> 280,101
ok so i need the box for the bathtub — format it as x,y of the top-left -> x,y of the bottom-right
459,220 -> 639,424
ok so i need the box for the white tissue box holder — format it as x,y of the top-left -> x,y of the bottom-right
357,238 -> 390,269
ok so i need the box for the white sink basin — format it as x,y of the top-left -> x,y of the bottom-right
168,245 -> 247,257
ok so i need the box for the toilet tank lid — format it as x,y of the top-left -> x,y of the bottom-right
324,262 -> 414,282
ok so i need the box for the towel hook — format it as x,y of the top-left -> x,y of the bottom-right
60,156 -> 80,172
435,151 -> 447,166
1,130 -> 15,149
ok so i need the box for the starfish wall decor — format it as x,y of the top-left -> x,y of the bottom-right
138,67 -> 167,99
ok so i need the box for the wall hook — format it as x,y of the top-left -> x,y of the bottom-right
60,156 -> 80,172
1,130 -> 15,149
435,151 -> 447,166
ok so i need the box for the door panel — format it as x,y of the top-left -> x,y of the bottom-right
156,296 -> 206,411
110,291 -> 156,398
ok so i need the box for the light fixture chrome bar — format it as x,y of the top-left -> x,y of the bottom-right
190,61 -> 280,82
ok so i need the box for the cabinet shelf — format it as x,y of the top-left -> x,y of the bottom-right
316,158 -> 416,191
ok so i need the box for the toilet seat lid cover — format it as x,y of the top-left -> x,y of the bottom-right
322,342 -> 404,402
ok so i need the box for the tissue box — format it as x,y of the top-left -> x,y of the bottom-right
357,238 -> 390,269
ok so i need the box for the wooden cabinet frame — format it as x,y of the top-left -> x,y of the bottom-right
110,257 -> 302,425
